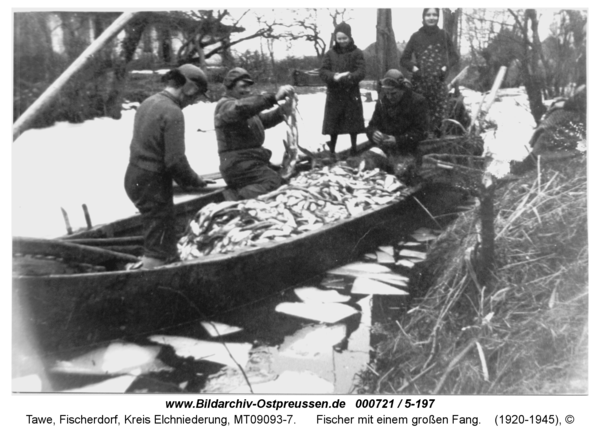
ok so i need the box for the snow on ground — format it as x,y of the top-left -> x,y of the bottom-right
462,87 -> 536,177
11,87 -> 536,239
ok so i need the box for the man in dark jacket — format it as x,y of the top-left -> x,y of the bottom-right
367,69 -> 429,153
214,67 -> 294,201
125,64 -> 211,269
353,69 -> 429,182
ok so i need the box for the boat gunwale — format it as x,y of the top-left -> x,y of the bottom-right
13,184 -> 421,281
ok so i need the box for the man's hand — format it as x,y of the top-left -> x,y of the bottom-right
439,66 -> 448,81
275,85 -> 295,101
372,130 -> 384,145
382,135 -> 396,146
280,96 -> 294,117
195,176 -> 216,188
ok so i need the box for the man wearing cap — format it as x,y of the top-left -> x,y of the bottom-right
214,67 -> 295,201
125,64 -> 212,269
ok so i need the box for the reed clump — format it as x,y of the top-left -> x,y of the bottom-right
359,155 -> 588,394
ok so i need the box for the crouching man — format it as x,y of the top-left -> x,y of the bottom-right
215,67 -> 295,201
350,69 -> 429,182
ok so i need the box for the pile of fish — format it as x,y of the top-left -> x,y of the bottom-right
178,165 -> 406,260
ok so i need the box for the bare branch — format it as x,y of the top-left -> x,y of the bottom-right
231,9 -> 250,27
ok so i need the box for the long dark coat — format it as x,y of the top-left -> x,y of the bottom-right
319,43 -> 366,135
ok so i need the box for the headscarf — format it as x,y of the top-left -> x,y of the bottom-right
334,21 -> 352,39
422,8 -> 441,23
421,8 -> 441,34
380,69 -> 412,90
333,21 -> 356,51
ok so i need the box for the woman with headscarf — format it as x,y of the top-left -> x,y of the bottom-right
401,8 -> 459,137
367,69 -> 429,155
319,21 -> 366,155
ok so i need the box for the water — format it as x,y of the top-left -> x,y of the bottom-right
12,187 -> 471,394
12,225 -> 439,394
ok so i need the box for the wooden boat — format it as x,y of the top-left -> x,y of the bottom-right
12,140 -> 468,351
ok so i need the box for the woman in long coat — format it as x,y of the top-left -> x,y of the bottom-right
401,8 -> 459,137
319,22 -> 366,155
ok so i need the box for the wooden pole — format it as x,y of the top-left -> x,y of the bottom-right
82,204 -> 93,230
60,207 -> 73,235
468,66 -> 507,135
481,66 -> 507,115
447,65 -> 470,91
13,11 -> 138,141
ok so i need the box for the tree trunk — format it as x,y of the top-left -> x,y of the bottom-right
158,25 -> 172,64
477,174 -> 495,286
103,13 -> 150,118
266,38 -> 276,83
527,9 -> 553,99
521,10 -> 547,124
442,8 -> 461,55
376,9 -> 399,78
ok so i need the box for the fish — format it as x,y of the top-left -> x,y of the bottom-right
178,164 -> 408,260
280,92 -> 300,180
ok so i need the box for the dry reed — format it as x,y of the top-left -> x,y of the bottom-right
359,155 -> 588,395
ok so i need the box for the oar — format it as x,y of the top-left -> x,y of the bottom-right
13,236 -> 139,266
13,12 -> 138,141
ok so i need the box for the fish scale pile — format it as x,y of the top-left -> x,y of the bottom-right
178,165 -> 406,260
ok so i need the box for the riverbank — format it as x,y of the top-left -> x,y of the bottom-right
357,154 -> 588,394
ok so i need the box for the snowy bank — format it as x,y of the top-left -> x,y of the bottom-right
12,87 -> 536,239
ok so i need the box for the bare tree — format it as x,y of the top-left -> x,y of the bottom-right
546,10 -> 587,94
375,9 -> 399,77
282,9 -> 328,58
463,9 -> 513,62
508,8 -> 547,123
442,8 -> 461,59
